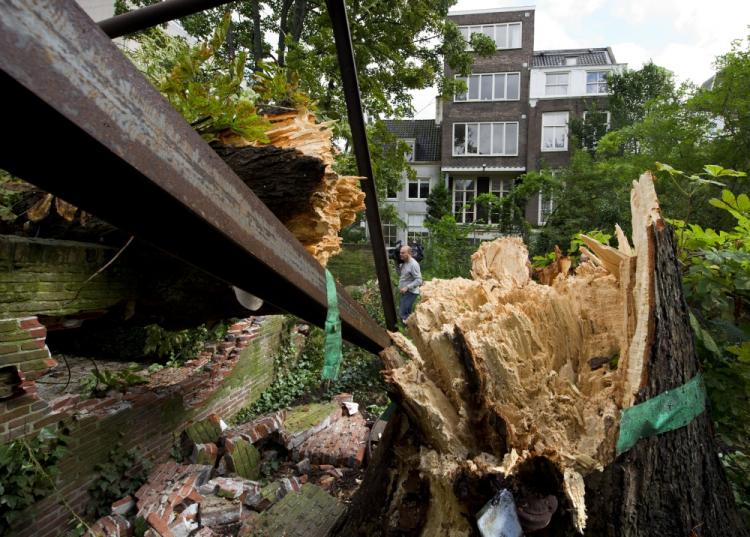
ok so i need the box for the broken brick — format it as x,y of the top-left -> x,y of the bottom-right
190,442 -> 219,466
223,436 -> 261,480
200,495 -> 243,527
111,495 -> 136,516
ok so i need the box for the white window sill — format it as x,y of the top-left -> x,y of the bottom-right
452,153 -> 519,157
540,148 -> 568,152
453,98 -> 521,103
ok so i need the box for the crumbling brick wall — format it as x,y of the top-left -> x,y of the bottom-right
2,315 -> 283,537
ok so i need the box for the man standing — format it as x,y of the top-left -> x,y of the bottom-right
398,245 -> 422,323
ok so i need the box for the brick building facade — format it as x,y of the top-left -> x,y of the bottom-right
385,6 -> 625,241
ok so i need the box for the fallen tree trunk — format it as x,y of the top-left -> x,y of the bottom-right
6,109 -> 364,267
333,172 -> 748,537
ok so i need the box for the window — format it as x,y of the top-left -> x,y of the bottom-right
545,72 -> 569,96
581,111 -> 611,150
407,230 -> 429,244
402,139 -> 416,161
453,178 -> 476,224
488,177 -> 512,223
386,184 -> 399,200
586,71 -> 609,94
407,214 -> 425,228
407,177 -> 430,199
538,191 -> 554,225
453,122 -> 519,156
541,112 -> 569,152
382,221 -> 397,246
458,22 -> 522,50
455,72 -> 520,102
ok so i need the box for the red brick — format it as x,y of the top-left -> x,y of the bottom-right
19,318 -> 42,330
0,404 -> 31,421
27,327 -> 47,339
8,409 -> 46,429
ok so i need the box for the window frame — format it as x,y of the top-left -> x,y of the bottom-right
538,190 -> 554,226
544,71 -> 570,96
454,72 -> 521,103
458,22 -> 522,50
541,111 -> 569,152
402,138 -> 416,162
586,70 -> 609,95
452,178 -> 477,224
407,177 -> 431,200
452,121 -> 520,157
487,177 -> 513,224
582,110 -> 612,130
382,221 -> 398,246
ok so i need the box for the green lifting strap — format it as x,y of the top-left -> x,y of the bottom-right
321,269 -> 343,380
616,372 -> 706,455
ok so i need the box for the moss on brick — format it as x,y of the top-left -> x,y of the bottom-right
283,402 -> 338,434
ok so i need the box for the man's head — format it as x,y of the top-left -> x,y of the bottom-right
399,245 -> 412,261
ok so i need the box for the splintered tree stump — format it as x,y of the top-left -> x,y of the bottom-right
333,173 -> 748,537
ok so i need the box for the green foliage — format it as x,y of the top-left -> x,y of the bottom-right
422,215 -> 476,279
80,365 -> 147,398
691,34 -> 750,171
607,62 -> 676,129
253,62 -> 312,110
665,186 -> 749,520
0,427 -> 69,534
234,332 -> 324,423
87,441 -> 152,518
125,18 -> 271,143
143,322 -> 227,367
425,183 -> 452,225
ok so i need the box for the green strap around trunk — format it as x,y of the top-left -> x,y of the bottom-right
616,372 -> 706,455
321,269 -> 342,380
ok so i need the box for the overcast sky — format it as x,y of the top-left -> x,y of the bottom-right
410,0 -> 750,118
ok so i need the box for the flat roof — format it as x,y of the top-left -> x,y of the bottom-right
448,5 -> 535,16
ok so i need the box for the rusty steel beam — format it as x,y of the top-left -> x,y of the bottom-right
99,0 -> 236,38
0,0 -> 390,353
326,0 -> 399,331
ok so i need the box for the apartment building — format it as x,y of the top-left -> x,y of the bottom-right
384,5 -> 625,244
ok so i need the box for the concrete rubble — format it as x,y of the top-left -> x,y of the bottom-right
87,393 -> 369,536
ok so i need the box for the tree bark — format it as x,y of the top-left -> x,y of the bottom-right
333,173 -> 748,537
583,223 -> 748,536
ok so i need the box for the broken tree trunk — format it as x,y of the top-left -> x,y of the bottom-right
333,172 -> 748,537
8,108 -> 364,266
216,108 -> 365,266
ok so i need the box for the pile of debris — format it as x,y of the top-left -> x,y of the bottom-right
85,394 -> 368,537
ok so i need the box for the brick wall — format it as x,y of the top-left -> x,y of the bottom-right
0,235 -> 135,318
1,315 -> 284,537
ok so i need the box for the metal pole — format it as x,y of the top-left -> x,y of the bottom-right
325,0 -> 399,331
99,0 -> 236,38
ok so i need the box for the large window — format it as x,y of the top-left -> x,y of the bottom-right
455,72 -> 520,102
407,214 -> 425,228
538,191 -> 554,225
407,230 -> 429,244
453,122 -> 519,156
407,177 -> 430,199
382,221 -> 397,246
458,22 -> 522,50
453,179 -> 476,224
545,72 -> 569,96
488,177 -> 513,223
581,110 -> 611,149
586,71 -> 609,94
541,112 -> 569,152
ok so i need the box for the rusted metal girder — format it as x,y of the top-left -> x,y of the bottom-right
0,0 -> 390,353
325,0 -> 399,331
99,0 -> 236,38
